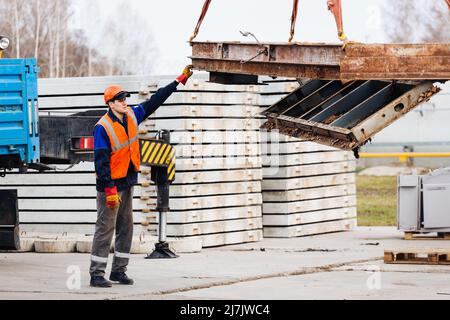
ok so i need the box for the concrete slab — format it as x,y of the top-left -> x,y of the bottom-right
0,227 -> 448,300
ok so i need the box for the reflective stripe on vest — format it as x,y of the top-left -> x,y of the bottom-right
98,117 -> 121,151
97,109 -> 141,179
127,109 -> 138,128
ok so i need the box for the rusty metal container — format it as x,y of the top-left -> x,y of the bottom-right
261,79 -> 443,154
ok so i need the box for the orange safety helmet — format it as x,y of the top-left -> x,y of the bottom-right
103,85 -> 130,105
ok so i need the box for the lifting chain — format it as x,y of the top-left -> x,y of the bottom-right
189,0 -> 449,45
289,0 -> 299,43
189,0 -> 212,42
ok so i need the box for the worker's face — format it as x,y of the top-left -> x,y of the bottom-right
109,98 -> 128,114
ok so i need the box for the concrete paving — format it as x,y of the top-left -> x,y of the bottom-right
0,227 -> 449,300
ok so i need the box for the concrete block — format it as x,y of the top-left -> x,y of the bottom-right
146,218 -> 263,237
139,168 -> 263,185
130,234 -> 157,254
262,172 -> 355,191
262,151 -> 352,167
141,181 -> 261,198
34,239 -> 77,253
263,207 -> 357,226
142,193 -> 262,212
263,195 -> 357,214
167,238 -> 202,253
264,161 -> 356,179
199,229 -> 263,248
143,205 -> 262,224
172,143 -> 261,158
76,238 -> 93,253
262,184 -> 356,202
263,218 -> 357,238
143,130 -> 261,145
144,118 -> 261,131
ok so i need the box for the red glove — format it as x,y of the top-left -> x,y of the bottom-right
105,186 -> 120,210
176,65 -> 193,85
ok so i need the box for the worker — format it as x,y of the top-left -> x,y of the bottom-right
89,65 -> 194,288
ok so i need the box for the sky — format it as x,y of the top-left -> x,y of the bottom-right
71,0 -> 386,75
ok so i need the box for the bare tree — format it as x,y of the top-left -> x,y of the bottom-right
382,0 -> 450,43
0,0 -> 154,78
62,24 -> 67,77
96,0 -> 157,76
13,1 -> 22,58
55,0 -> 61,78
382,0 -> 416,43
420,1 -> 450,42
34,0 -> 41,59
82,1 -> 101,77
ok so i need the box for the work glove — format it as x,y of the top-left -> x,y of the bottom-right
176,65 -> 194,85
105,186 -> 120,210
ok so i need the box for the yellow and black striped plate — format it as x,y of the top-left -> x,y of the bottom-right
139,139 -> 175,181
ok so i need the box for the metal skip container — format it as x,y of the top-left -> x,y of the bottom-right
261,79 -> 442,155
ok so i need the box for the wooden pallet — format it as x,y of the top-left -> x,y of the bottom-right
404,232 -> 450,240
384,248 -> 450,265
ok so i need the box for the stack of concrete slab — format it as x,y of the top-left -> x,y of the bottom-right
259,79 -> 357,238
2,74 -> 357,247
138,79 -> 264,247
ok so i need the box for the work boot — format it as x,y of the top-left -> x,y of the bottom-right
90,276 -> 112,288
109,272 -> 134,285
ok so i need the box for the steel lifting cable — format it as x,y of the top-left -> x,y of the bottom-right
189,0 -> 213,42
288,0 -> 299,43
327,0 -> 347,42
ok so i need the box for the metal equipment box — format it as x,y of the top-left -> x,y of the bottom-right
0,189 -> 20,250
0,59 -> 39,172
398,168 -> 450,233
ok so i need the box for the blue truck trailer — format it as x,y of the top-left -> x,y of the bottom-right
0,58 -> 40,174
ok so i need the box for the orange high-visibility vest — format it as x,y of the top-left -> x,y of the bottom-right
97,108 -> 140,180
